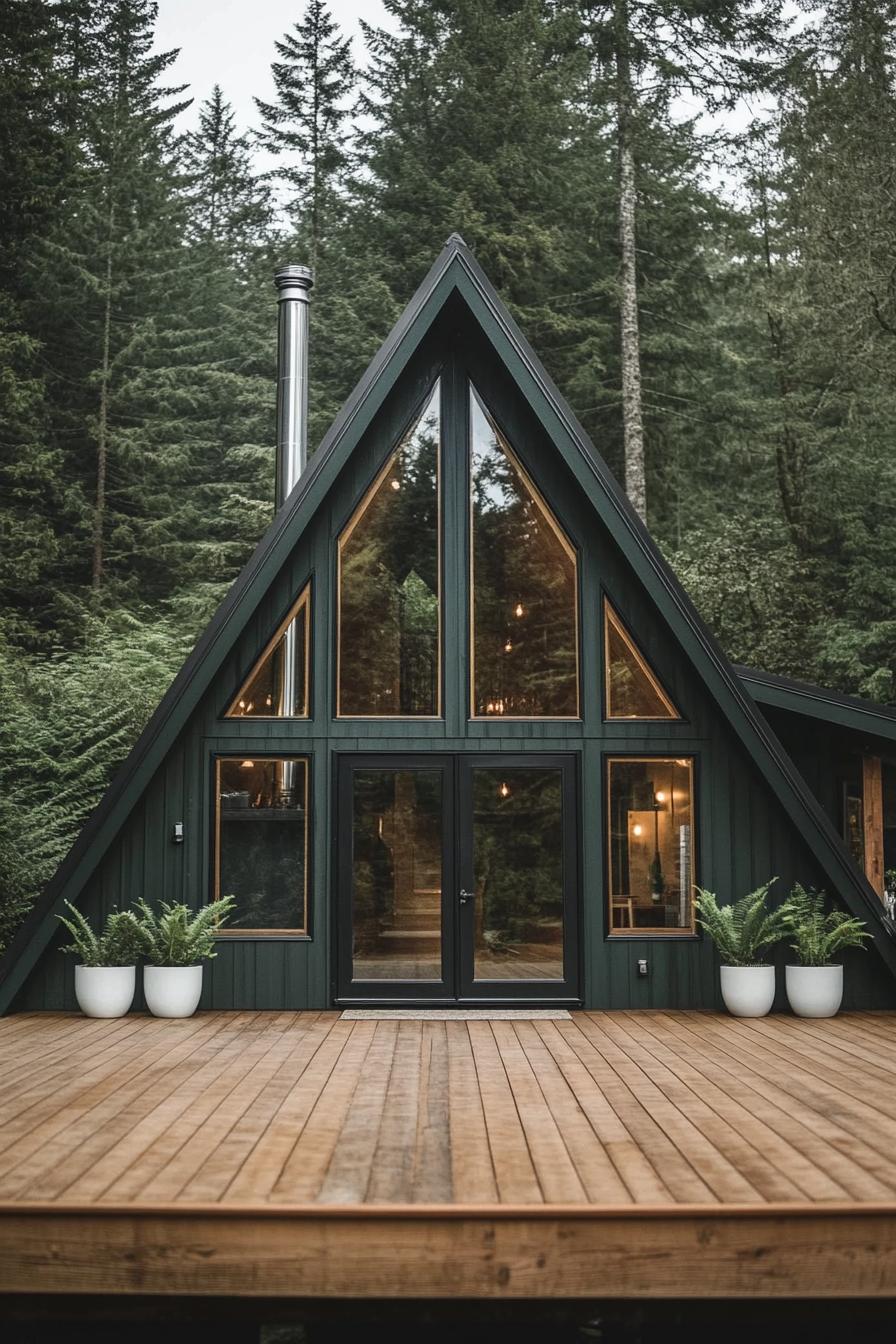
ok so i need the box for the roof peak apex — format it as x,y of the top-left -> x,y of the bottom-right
445,232 -> 469,250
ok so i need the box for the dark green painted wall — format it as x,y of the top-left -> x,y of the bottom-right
15,314 -> 896,1011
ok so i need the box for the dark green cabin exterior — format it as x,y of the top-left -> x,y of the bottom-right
3,238 -> 895,1014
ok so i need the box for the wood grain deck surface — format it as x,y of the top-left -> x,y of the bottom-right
2,1009 -> 896,1208
2,1010 -> 896,1299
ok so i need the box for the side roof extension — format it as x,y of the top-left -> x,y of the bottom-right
739,665 -> 896,747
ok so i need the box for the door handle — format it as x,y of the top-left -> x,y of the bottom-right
459,889 -> 475,904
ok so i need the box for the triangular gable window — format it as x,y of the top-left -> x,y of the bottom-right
226,585 -> 310,718
604,600 -> 680,720
337,382 -> 440,717
470,387 -> 579,718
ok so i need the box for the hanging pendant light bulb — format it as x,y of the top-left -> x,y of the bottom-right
498,781 -> 511,799
514,602 -> 524,618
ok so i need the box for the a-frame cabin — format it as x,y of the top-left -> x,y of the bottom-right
2,234 -> 895,1015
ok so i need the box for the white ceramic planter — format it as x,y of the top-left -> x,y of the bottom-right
74,965 -> 136,1018
719,964 -> 776,1017
785,964 -> 843,1018
143,964 -> 203,1018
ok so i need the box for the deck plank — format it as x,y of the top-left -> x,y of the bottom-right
223,1013 -> 348,1201
317,1019 -> 397,1204
562,1016 -> 718,1203
615,1013 -> 811,1202
466,1020 -> 543,1203
530,1020 -> 671,1202
647,1014 -> 894,1200
512,1021 -> 631,1204
365,1021 -> 425,1204
271,1018 -> 378,1202
489,1021 -> 587,1204
682,1013 -> 896,1183
411,1021 -> 453,1203
0,1016 -> 240,1197
446,1022 -> 498,1203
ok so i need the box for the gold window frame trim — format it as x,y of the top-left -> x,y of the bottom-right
224,584 -> 311,719
605,754 -> 697,938
335,381 -> 443,720
603,599 -> 681,721
214,755 -> 310,936
469,385 -> 581,721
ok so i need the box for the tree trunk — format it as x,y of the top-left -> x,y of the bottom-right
615,0 -> 647,524
756,168 -> 809,552
92,203 -> 114,591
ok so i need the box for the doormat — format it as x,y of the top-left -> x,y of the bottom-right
340,1008 -> 572,1020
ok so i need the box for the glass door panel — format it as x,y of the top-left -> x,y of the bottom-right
467,767 -> 565,983
342,762 -> 452,994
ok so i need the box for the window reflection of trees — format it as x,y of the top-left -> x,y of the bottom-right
339,385 -> 440,716
473,769 -> 564,980
471,391 -> 578,718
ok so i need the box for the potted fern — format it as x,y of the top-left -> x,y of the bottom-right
694,882 -> 790,1017
136,897 -> 235,1018
57,902 -> 142,1018
783,884 -> 871,1017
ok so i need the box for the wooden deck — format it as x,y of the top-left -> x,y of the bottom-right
1,1010 -> 896,1299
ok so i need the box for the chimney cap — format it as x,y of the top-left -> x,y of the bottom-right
274,264 -> 313,297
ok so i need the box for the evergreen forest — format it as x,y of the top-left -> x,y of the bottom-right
2,0 -> 895,950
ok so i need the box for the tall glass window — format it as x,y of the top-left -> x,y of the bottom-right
215,757 -> 309,933
338,383 -> 440,716
226,586 -> 310,718
607,757 -> 695,935
470,388 -> 579,718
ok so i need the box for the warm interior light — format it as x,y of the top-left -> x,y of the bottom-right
632,822 -> 643,837
240,760 -> 254,769
655,790 -> 666,804
504,638 -> 513,653
514,602 -> 524,618
499,781 -> 511,799
389,478 -> 401,491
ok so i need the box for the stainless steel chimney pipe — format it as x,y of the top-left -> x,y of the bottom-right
273,264 -> 313,507
272,264 -> 313,754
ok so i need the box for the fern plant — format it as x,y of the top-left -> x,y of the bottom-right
57,902 -> 143,966
783,884 -> 871,967
135,897 -> 236,966
694,882 -> 790,967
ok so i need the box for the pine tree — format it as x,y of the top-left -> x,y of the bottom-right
28,0 -> 191,598
735,0 -> 896,696
182,84 -> 272,255
0,0 -> 88,643
580,0 -> 786,523
357,0 -> 584,306
255,0 -> 356,269
119,87 -> 279,612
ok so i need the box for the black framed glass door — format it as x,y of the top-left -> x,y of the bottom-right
336,753 -> 579,1004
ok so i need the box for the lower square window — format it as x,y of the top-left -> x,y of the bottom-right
215,756 -> 309,934
607,757 -> 695,935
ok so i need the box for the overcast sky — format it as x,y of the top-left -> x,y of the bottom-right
154,1 -> 391,135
